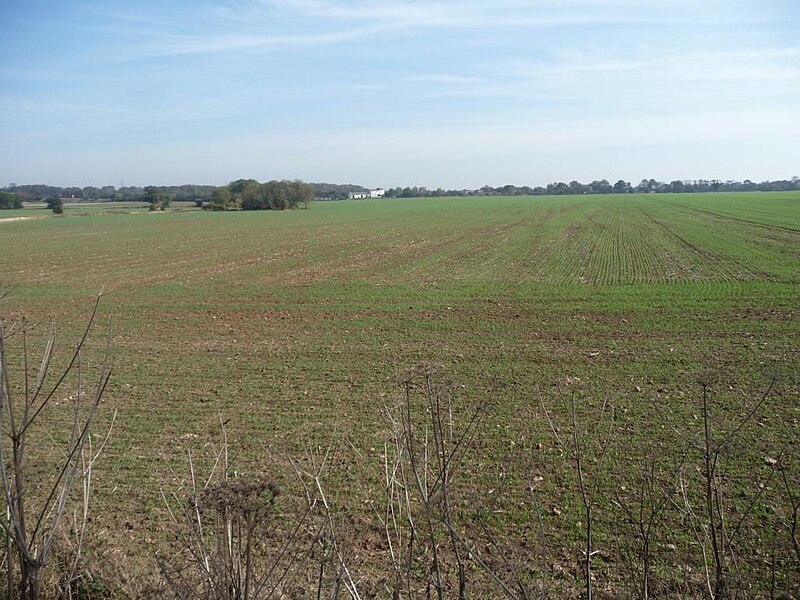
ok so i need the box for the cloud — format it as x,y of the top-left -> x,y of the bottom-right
257,0 -> 758,28
549,46 -> 800,76
75,0 -> 792,61
90,26 -> 385,61
477,46 -> 800,113
143,29 -> 374,56
0,99 -> 122,114
402,73 -> 483,85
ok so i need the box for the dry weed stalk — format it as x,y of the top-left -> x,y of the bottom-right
614,452 -> 686,600
0,295 -> 112,599
289,440 -> 361,600
774,421 -> 800,595
781,462 -> 800,572
657,372 -> 779,599
380,365 -> 542,599
541,391 -> 614,600
159,420 -> 344,600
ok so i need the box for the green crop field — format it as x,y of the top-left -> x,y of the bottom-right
1,192 -> 798,596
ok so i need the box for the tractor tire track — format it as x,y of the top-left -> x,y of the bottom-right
667,202 -> 800,233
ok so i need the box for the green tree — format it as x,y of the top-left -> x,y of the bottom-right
285,180 -> 313,208
266,182 -> 288,210
209,187 -> 232,211
590,179 -> 613,194
0,191 -> 22,209
45,196 -> 64,214
145,186 -> 170,211
613,180 -> 632,194
670,180 -> 686,193
569,181 -> 588,194
237,180 -> 314,211
239,182 -> 264,210
550,182 -> 570,195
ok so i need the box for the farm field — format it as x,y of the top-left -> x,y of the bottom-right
1,192 -> 799,596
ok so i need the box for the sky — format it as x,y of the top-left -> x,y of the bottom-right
1,0 -> 799,189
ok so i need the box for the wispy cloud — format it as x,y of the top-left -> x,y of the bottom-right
0,99 -> 123,114
77,4 -> 171,27
402,73 -> 483,85
0,68 -> 85,84
70,0 -> 784,62
479,45 -> 800,113
257,0 -> 762,28
131,28 -> 378,57
547,46 -> 800,76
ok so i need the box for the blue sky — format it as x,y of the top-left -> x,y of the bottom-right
1,0 -> 798,188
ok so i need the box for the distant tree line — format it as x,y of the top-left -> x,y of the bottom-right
139,179 -> 314,211
0,184 -> 217,203
382,177 -> 800,198
2,176 -> 798,209
0,180 -> 314,211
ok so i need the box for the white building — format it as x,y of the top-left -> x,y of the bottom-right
349,188 -> 385,199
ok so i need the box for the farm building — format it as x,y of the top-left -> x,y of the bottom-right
349,188 -> 385,199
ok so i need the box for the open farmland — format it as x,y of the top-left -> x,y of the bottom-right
1,192 -> 799,596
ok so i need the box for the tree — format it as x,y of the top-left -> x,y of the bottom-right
209,187 -> 232,211
613,180 -> 633,194
285,180 -> 314,208
0,191 -> 22,209
235,179 -> 315,211
569,181 -> 588,194
45,196 -> 64,214
144,186 -> 159,210
263,181 -> 288,210
228,179 -> 259,196
239,182 -> 265,210
635,179 -> 658,193
552,182 -> 570,195
589,179 -> 613,194
669,180 -> 686,193
144,186 -> 170,211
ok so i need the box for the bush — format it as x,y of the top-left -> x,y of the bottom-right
45,195 -> 64,214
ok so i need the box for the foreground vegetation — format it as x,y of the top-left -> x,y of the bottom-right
0,192 -> 798,597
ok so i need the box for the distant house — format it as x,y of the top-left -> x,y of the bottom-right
349,188 -> 385,199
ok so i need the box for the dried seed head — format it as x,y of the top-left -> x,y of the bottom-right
695,368 -> 719,388
197,479 -> 280,518
397,362 -> 439,386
